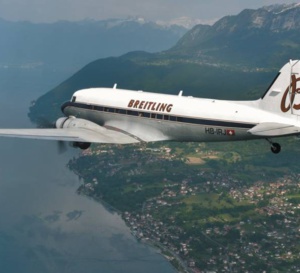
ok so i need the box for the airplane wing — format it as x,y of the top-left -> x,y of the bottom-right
0,127 -> 140,144
248,122 -> 300,137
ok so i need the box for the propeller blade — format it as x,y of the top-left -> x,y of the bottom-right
57,141 -> 68,154
36,117 -> 55,128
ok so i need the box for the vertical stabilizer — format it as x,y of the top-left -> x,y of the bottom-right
259,60 -> 300,116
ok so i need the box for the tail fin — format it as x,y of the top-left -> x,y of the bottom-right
259,60 -> 300,116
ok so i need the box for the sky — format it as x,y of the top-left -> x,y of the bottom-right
0,0 -> 298,24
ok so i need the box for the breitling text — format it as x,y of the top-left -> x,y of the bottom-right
127,99 -> 173,113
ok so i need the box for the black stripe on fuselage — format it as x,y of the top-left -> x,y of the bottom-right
61,101 -> 256,129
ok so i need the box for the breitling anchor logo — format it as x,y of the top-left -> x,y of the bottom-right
281,75 -> 300,112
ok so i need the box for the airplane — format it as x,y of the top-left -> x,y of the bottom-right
0,60 -> 300,154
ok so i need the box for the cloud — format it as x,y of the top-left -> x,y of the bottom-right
0,0 -> 298,23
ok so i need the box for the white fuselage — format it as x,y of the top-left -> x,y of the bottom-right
62,87 -> 296,143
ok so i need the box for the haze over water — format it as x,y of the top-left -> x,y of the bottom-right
0,68 -> 176,273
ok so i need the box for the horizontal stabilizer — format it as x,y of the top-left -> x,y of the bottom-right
248,122 -> 300,137
0,127 -> 140,144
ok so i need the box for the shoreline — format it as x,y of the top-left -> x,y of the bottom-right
77,187 -> 190,273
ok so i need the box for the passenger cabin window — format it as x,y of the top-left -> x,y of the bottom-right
71,96 -> 76,103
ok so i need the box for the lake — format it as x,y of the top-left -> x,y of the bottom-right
0,67 -> 177,273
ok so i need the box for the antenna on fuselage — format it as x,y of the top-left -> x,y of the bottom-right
178,90 -> 183,96
113,83 -> 117,89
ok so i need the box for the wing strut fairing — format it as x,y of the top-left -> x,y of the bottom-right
248,122 -> 300,137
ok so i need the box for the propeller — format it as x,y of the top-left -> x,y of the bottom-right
36,116 -> 68,154
58,140 -> 68,154
36,117 -> 55,128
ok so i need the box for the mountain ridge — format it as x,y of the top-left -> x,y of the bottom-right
169,3 -> 300,67
29,4 -> 300,121
0,17 -> 186,71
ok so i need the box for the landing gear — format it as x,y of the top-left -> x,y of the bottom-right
271,143 -> 281,154
73,142 -> 91,150
266,139 -> 281,154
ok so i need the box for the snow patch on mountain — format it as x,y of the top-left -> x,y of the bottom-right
156,17 -> 217,29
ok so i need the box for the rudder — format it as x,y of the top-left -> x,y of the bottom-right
259,60 -> 300,116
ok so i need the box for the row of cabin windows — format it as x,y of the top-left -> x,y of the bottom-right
72,101 -> 180,122
70,101 -> 209,124
96,105 -> 176,121
70,99 -> 200,125
68,101 -> 253,128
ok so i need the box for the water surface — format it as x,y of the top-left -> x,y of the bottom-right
0,69 -> 177,273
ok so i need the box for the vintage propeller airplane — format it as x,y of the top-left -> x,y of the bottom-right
0,60 -> 300,154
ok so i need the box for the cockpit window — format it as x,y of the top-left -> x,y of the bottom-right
71,96 -> 76,102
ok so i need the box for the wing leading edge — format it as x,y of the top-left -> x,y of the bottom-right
0,127 -> 140,144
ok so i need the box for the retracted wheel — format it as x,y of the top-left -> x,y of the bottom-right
73,142 -> 91,150
271,143 -> 281,154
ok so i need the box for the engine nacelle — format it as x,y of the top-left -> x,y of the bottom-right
55,116 -> 98,149
56,117 -> 69,128
56,116 -> 101,130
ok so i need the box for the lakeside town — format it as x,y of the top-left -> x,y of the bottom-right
68,142 -> 300,273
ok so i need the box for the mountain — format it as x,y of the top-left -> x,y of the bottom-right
0,17 -> 186,71
28,53 -> 273,122
29,4 -> 300,121
156,17 -> 209,29
169,3 -> 300,67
